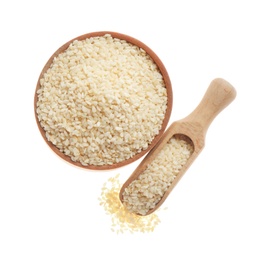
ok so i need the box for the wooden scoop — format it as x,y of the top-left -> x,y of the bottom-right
119,78 -> 236,215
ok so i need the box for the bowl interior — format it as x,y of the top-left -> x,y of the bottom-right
34,31 -> 173,170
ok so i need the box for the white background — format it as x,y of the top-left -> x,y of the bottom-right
1,0 -> 264,259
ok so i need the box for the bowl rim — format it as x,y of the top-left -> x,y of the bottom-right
34,31 -> 173,170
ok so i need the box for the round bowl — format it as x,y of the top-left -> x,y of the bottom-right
34,31 -> 173,170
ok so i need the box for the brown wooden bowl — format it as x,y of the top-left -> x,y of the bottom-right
34,31 -> 173,170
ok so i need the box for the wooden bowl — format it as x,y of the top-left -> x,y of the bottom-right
34,31 -> 173,170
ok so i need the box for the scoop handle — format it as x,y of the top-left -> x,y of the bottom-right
185,78 -> 236,132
